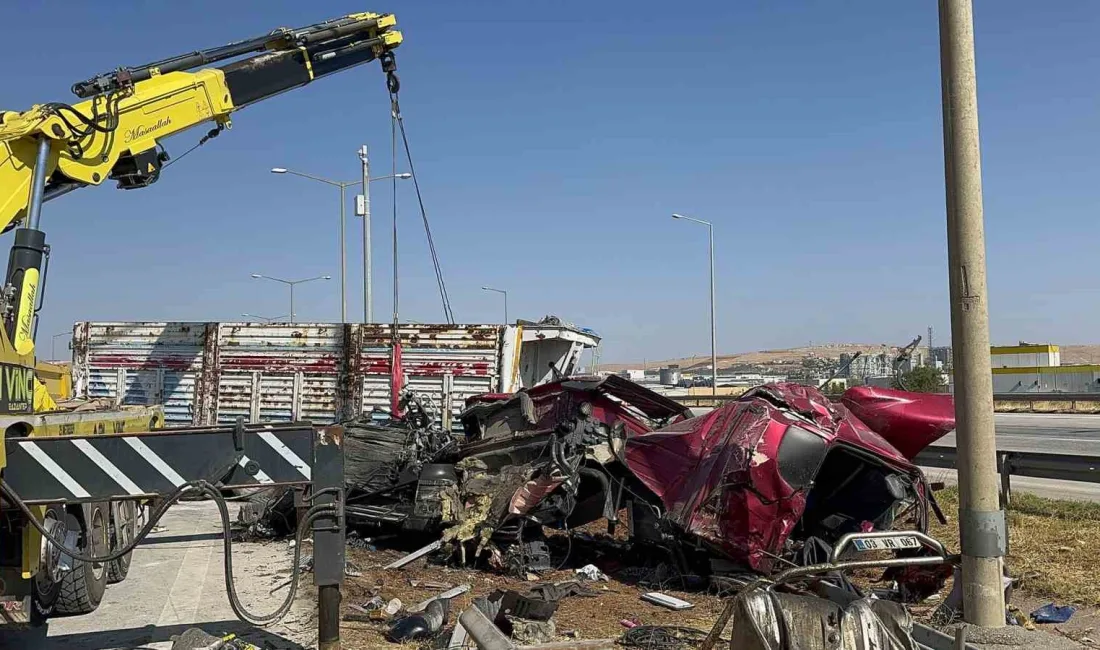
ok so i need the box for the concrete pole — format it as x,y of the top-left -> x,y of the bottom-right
289,283 -> 295,324
938,0 -> 1005,627
359,145 -> 373,323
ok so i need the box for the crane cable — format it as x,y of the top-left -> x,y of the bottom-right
391,86 -> 400,328
384,60 -> 455,325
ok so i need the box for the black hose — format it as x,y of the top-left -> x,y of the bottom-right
0,479 -> 332,627
45,101 -> 118,135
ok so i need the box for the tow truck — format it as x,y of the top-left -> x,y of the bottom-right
0,11 -> 401,643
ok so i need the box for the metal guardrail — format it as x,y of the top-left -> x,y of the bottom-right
915,444 -> 1100,502
994,392 -> 1100,402
671,394 -> 742,406
670,392 -> 1100,407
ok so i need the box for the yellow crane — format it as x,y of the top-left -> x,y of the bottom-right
0,11 -> 400,625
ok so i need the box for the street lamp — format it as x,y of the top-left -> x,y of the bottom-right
241,313 -> 290,323
250,274 -> 331,324
357,145 -> 412,324
51,331 -> 71,361
270,167 -> 353,322
672,213 -> 717,396
481,286 -> 508,325
272,160 -> 411,324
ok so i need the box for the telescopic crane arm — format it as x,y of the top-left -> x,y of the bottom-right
0,12 -> 401,230
0,11 -> 401,361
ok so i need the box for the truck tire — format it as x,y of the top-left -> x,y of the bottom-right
30,507 -> 65,623
107,501 -> 136,583
56,505 -> 108,615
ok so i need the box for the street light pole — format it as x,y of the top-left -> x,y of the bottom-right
359,145 -> 372,324
672,214 -> 717,397
339,185 -> 346,322
271,168 -> 354,322
274,162 -> 411,324
481,286 -> 508,324
241,314 -> 289,323
251,274 -> 331,324
938,0 -> 1005,627
358,166 -> 412,324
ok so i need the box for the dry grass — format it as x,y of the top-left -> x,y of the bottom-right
929,487 -> 1100,606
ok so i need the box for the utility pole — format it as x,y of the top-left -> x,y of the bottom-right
938,0 -> 1005,627
339,187 -> 346,322
358,145 -> 373,323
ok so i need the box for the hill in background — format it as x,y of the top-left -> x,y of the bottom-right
603,343 -> 1100,373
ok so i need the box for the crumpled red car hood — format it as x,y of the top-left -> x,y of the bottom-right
623,383 -> 954,571
840,386 -> 955,460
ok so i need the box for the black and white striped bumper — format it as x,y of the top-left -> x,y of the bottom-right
3,422 -> 329,505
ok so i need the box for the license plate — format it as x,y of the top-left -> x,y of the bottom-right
851,534 -> 921,552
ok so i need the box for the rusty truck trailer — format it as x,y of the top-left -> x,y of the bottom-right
71,320 -> 600,428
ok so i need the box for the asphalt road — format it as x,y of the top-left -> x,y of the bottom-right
955,412 -> 1100,456
930,413 -> 1100,502
0,501 -> 314,650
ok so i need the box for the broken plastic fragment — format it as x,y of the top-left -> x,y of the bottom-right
575,564 -> 609,582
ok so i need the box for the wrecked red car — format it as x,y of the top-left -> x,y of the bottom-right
451,378 -> 954,576
624,383 -> 954,573
284,377 -> 953,580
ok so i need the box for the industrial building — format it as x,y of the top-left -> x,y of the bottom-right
990,343 -> 1100,393
991,344 -> 1060,369
841,349 -> 925,382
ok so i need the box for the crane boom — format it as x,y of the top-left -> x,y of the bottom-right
0,12 -> 401,231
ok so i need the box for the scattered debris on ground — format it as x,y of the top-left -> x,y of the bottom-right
1032,603 -> 1077,625
336,542 -> 726,647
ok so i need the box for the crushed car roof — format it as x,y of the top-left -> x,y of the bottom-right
555,374 -> 692,421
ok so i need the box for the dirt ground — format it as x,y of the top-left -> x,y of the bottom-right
336,533 -> 728,648
324,538 -> 1099,649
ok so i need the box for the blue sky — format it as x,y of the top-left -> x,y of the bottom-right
7,1 -> 1100,362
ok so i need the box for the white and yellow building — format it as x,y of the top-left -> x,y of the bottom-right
990,344 -> 1100,394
